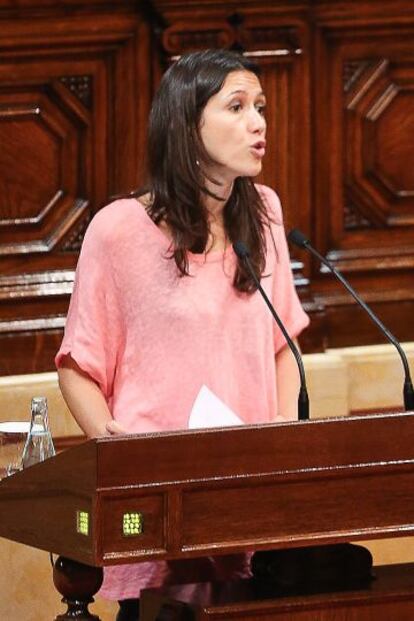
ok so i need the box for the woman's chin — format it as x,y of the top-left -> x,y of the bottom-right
229,162 -> 263,179
240,164 -> 263,178
214,162 -> 263,183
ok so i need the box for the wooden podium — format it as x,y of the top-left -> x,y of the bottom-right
1,412 -> 414,619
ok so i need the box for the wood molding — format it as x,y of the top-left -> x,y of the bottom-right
0,4 -> 152,373
1,0 -> 414,371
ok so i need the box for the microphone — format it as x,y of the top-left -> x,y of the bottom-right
288,228 -> 414,412
233,241 -> 310,421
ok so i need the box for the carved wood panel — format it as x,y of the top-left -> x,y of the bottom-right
1,0 -> 414,374
311,4 -> 414,347
344,57 -> 414,231
0,4 -> 152,373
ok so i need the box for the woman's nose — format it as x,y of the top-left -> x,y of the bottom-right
248,108 -> 266,133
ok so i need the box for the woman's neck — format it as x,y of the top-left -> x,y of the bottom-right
203,176 -> 233,218
202,178 -> 233,252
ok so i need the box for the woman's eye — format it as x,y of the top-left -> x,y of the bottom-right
256,104 -> 266,116
229,103 -> 242,112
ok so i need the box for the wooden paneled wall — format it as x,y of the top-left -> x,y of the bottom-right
0,0 -> 155,373
1,0 -> 413,374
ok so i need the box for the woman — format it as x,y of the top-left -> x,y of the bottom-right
56,49 -> 309,620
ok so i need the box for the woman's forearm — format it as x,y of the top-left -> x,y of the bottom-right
57,355 -> 113,438
275,340 -> 302,422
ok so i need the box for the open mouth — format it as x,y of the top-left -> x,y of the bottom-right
250,141 -> 266,158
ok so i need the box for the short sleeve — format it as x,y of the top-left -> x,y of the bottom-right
259,186 -> 310,353
55,213 -> 124,399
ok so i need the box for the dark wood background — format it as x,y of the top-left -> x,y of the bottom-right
1,0 -> 413,375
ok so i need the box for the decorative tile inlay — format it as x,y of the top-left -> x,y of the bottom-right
76,510 -> 90,536
122,512 -> 144,537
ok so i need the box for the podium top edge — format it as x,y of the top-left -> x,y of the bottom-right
93,410 -> 411,444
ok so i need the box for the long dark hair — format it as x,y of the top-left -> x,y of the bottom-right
145,49 -> 271,293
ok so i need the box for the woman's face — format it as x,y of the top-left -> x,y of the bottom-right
199,70 -> 267,184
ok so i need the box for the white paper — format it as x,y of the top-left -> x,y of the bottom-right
188,385 -> 243,429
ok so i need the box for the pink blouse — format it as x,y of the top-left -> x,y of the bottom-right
56,184 -> 309,600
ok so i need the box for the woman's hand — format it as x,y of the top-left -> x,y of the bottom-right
105,420 -> 128,436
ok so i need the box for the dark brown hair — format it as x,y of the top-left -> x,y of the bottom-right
144,49 -> 271,293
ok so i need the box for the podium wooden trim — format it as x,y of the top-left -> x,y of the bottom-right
1,412 -> 414,567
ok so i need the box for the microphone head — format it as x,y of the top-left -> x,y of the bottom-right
232,241 -> 250,259
287,228 -> 309,248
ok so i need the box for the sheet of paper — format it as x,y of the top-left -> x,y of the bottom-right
188,384 -> 243,429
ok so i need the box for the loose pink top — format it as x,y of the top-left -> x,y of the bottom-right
55,184 -> 309,600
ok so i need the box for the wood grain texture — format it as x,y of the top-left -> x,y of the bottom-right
0,2 -> 152,373
1,0 -> 414,373
0,412 -> 413,566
